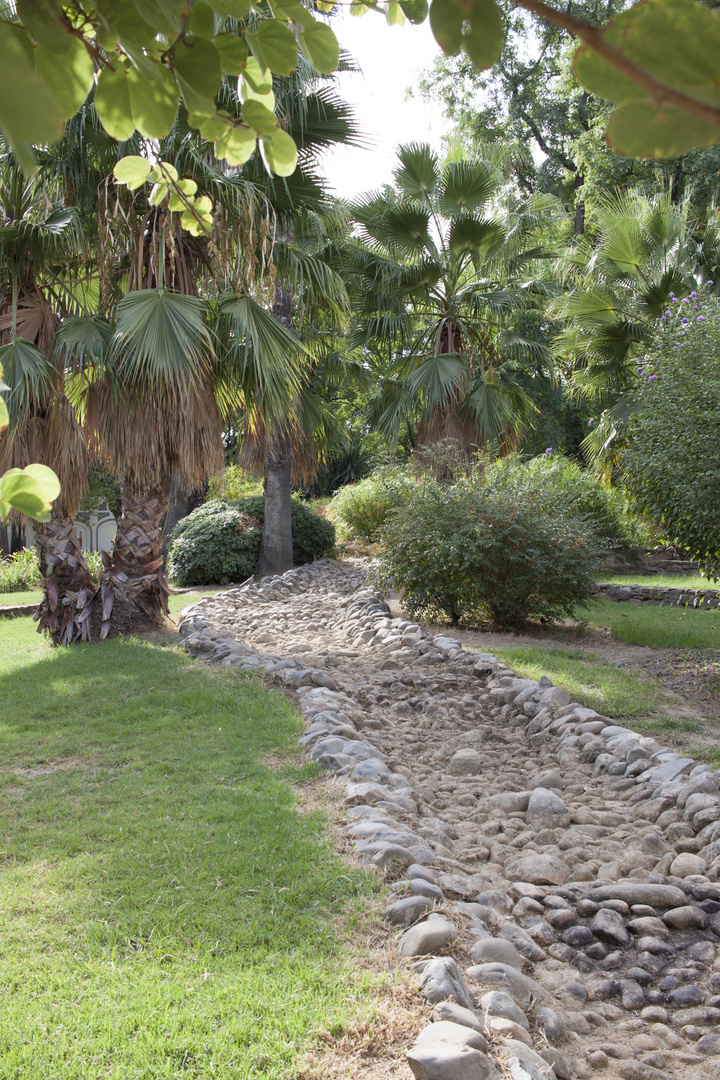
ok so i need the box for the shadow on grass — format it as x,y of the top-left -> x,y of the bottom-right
0,625 -> 378,1078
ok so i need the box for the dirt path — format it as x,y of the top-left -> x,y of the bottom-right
176,560 -> 720,1080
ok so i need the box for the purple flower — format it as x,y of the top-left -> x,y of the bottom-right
545,447 -> 552,454
669,291 -> 676,297
681,317 -> 689,324
672,296 -> 679,302
682,297 -> 690,304
691,291 -> 697,298
648,375 -> 658,381
698,314 -> 705,321
588,418 -> 594,427
637,366 -> 645,373
709,280 -> 715,286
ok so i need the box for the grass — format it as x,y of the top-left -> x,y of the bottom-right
586,599 -> 720,650
599,572 -> 718,589
0,615 -> 381,1079
489,643 -> 668,719
0,588 -> 42,605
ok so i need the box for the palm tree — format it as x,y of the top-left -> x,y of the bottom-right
343,143 -> 559,461
554,189 -> 720,469
0,160 -> 97,644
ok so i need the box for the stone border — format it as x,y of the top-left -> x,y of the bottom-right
595,582 -> 720,609
176,559 -> 720,1080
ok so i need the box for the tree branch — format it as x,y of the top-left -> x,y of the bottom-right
511,0 -> 720,131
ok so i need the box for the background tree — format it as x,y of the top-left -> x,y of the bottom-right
346,142 -> 560,459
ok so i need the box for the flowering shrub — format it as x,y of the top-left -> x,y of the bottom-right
328,466 -> 415,543
623,283 -> 720,578
375,469 -> 607,629
0,548 -> 41,593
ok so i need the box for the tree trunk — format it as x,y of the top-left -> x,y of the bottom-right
255,429 -> 293,577
34,511 -> 98,645
256,271 -> 294,578
100,485 -> 169,638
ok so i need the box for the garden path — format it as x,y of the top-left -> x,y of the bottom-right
177,559 -> 720,1080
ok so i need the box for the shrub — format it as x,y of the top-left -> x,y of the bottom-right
623,287 -> 720,579
487,453 -> 644,553
328,466 -> 415,542
376,472 -> 607,629
207,465 -> 264,500
167,497 -> 335,586
0,548 -> 41,593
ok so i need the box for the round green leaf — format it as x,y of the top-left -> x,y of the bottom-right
149,182 -> 170,206
299,20 -> 339,75
24,463 -> 61,502
215,33 -> 249,75
149,161 -> 179,183
399,0 -> 428,24
173,37 -> 223,117
0,469 -> 51,520
606,100 -> 720,157
95,65 -> 136,142
385,4 -> 405,26
429,0 -> 463,56
189,0 -> 217,37
17,0 -> 71,53
462,0 -> 504,71
127,63 -> 180,139
0,23 -> 65,161
34,35 -> 94,118
194,113 -> 230,140
0,394 -> 8,432
257,20 -> 298,76
215,124 -> 257,165
261,128 -> 298,176
114,155 -> 153,188
242,55 -> 273,94
206,0 -> 252,17
242,99 -> 278,135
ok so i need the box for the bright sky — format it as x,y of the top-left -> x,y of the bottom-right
321,12 -> 449,201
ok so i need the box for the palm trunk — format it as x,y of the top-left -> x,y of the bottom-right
34,510 -> 98,645
100,485 -> 169,638
256,270 -> 294,578
256,428 -> 293,577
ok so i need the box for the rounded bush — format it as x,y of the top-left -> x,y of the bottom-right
328,466 -> 415,542
623,289 -> 720,579
376,472 -> 606,629
488,453 -> 643,553
167,497 -> 335,586
0,548 -> 41,593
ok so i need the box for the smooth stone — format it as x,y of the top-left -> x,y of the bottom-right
468,937 -> 524,970
670,853 -> 707,878
697,1033 -> 720,1055
417,958 -> 474,1010
411,879 -> 445,901
448,748 -> 483,776
406,1043 -> 497,1080
408,864 -> 437,884
526,786 -> 571,828
432,1001 -> 485,1035
464,963 -> 542,1010
663,905 -> 707,930
667,984 -> 704,1006
415,1021 -> 489,1052
590,908 -> 631,946
401,914 -> 456,957
504,853 -> 570,886
537,1006 -> 567,1044
479,990 -> 529,1029
385,896 -> 433,927
585,883 -> 687,908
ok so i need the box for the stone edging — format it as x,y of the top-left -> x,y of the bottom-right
595,582 -> 720,610
176,559 -> 720,1080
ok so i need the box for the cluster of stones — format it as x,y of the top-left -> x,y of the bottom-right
595,582 -> 720,610
177,559 -> 720,1080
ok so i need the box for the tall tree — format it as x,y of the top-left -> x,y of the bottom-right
345,143 -> 559,458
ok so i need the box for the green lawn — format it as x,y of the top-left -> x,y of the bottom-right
599,572 -> 718,589
586,599 -> 720,650
490,643 -> 668,719
0,589 -> 219,615
0,616 -> 380,1079
0,588 -> 42,605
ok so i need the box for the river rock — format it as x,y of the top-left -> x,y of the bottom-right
406,1043 -> 498,1080
526,787 -> 571,829
401,914 -> 456,957
505,853 -> 570,885
417,958 -> 474,1009
585,883 -> 687,908
448,748 -> 482,776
